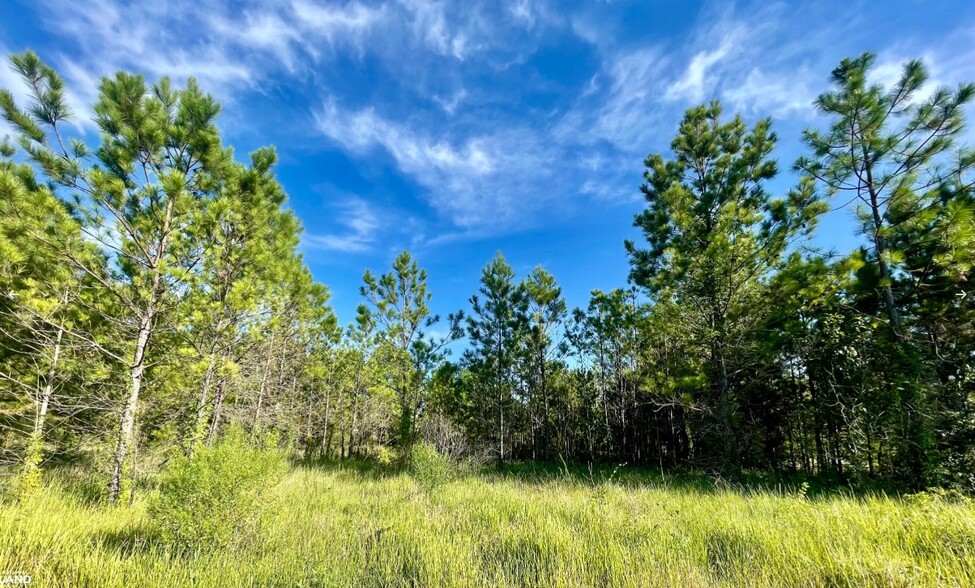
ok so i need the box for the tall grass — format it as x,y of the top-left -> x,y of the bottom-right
1,464 -> 973,587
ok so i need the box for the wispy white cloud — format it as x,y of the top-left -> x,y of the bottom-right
315,99 -> 573,231
304,197 -> 382,253
30,0 -> 386,114
509,0 -> 535,28
12,0 -> 975,249
291,1 -> 387,51
568,47 -> 670,150
433,89 -> 468,115
723,67 -> 816,118
567,2 -> 832,154
663,31 -> 741,103
400,0 -> 469,60
315,100 -> 492,174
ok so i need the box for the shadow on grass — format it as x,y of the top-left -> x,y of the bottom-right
95,524 -> 161,558
279,454 -> 902,499
485,460 -> 900,498
42,466 -> 106,506
294,456 -> 404,480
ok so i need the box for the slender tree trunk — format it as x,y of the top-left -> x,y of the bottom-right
206,377 -> 226,444
351,392 -> 360,457
22,324 -> 64,486
541,354 -> 551,461
866,425 -> 875,476
865,168 -> 928,483
499,386 -> 505,463
34,325 -> 63,441
712,339 -> 737,474
253,333 -> 276,434
109,310 -> 153,504
108,194 -> 175,504
808,374 -> 826,473
303,397 -> 315,460
188,351 -> 217,459
865,174 -> 901,337
321,384 -> 332,459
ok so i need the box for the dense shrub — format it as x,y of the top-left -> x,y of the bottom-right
148,426 -> 286,550
10,434 -> 44,500
373,445 -> 400,468
408,441 -> 453,491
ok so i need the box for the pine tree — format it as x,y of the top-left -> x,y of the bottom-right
1,52 -> 232,502
626,101 -> 824,473
796,52 -> 974,338
0,141 -> 98,494
358,251 -> 461,448
521,266 -> 567,460
183,148 -> 302,456
464,252 -> 528,462
796,53 -> 975,482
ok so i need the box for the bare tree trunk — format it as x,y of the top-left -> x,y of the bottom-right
109,311 -> 153,504
541,353 -> 551,461
34,325 -> 63,440
108,195 -> 174,504
321,385 -> 332,459
498,384 -> 505,463
304,397 -> 315,460
21,324 -> 64,487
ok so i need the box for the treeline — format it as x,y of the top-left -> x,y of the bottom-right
0,51 -> 972,500
0,53 -> 337,502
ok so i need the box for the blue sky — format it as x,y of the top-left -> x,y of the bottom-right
2,0 -> 975,329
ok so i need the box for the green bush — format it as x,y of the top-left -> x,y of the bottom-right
408,441 -> 453,491
148,426 -> 286,551
11,433 -> 45,500
374,445 -> 400,468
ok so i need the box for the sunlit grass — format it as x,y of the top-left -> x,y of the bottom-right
1,464 -> 973,587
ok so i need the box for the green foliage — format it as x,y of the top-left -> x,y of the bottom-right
147,426 -> 286,550
10,434 -> 45,500
408,441 -> 454,491
463,252 -> 529,461
796,52 -> 975,483
358,251 -> 463,447
375,445 -> 401,467
625,100 -> 825,473
905,487 -> 974,507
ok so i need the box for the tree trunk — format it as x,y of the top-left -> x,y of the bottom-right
712,338 -> 737,474
108,193 -> 174,504
499,387 -> 505,463
541,353 -> 551,461
321,384 -> 332,459
188,351 -> 217,459
34,325 -> 63,441
206,377 -> 226,444
108,311 -> 153,504
864,166 -> 902,337
253,333 -> 276,435
808,374 -> 826,473
22,324 -> 64,485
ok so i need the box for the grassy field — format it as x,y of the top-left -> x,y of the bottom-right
1,463 -> 974,587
